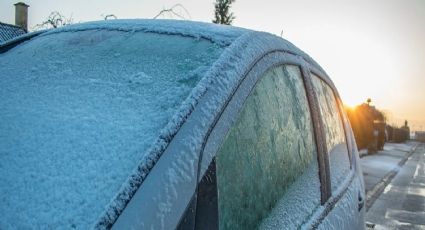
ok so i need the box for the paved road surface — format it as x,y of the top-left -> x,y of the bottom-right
361,142 -> 416,196
363,143 -> 425,229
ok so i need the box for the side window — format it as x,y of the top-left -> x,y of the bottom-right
215,65 -> 321,229
311,74 -> 350,192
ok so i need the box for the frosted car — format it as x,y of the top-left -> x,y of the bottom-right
0,20 -> 365,229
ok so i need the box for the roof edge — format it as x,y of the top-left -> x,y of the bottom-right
40,19 -> 250,47
0,21 -> 26,30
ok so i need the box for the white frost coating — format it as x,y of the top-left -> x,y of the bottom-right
40,19 -> 249,47
212,65 -> 319,229
97,21 -> 333,229
303,169 -> 359,229
1,19 -> 335,229
42,19 -> 328,80
311,75 -> 351,192
329,144 -> 351,191
259,153 -> 321,229
100,22 -> 333,229
0,26 -> 225,229
101,27 -> 261,228
317,174 -> 359,230
154,138 -> 199,229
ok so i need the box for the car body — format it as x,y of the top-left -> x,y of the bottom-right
0,19 -> 365,229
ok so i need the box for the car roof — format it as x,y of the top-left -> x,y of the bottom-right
2,19 -> 328,77
67,19 -> 330,226
44,19 -> 250,46
0,19 -> 334,228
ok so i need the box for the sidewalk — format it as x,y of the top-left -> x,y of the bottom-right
361,141 -> 424,229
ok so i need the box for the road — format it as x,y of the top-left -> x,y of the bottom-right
361,142 -> 425,229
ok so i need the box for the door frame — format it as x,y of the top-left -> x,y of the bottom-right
194,50 -> 332,228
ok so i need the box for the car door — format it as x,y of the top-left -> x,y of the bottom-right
309,70 -> 366,229
177,52 -> 330,229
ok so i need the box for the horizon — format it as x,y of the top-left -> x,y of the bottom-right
1,0 -> 424,131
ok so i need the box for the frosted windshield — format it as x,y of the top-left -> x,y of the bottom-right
0,30 -> 224,229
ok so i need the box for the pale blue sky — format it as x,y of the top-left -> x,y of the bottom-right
1,0 -> 424,130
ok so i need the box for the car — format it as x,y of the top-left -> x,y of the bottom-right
0,19 -> 365,229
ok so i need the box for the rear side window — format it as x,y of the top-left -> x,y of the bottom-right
311,74 -> 350,192
215,65 -> 320,229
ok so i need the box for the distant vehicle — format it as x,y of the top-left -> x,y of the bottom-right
0,20 -> 365,229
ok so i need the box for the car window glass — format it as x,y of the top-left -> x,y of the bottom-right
0,30 -> 225,229
311,74 -> 350,192
215,65 -> 320,229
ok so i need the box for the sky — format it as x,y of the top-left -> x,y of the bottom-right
1,0 -> 424,131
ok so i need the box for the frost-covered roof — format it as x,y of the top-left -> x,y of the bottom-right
0,22 -> 26,43
0,21 -> 229,229
42,19 -> 324,68
0,19 -> 330,229
42,19 -> 251,47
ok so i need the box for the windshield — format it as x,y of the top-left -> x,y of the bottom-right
0,29 -> 224,229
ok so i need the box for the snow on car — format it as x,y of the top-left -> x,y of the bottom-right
0,19 -> 365,229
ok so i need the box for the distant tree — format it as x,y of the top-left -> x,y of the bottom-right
346,101 -> 387,151
347,103 -> 375,149
212,0 -> 236,25
35,11 -> 73,30
402,120 -> 410,141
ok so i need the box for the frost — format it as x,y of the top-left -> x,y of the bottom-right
0,28 -> 224,229
40,19 -> 249,47
259,158 -> 321,229
317,172 -> 360,230
311,75 -> 351,192
0,19 -> 338,229
215,65 -> 319,229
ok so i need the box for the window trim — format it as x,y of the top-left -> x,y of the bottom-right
303,67 -> 359,226
308,67 -> 354,167
197,52 -> 316,183
308,70 -> 353,194
300,66 -> 332,203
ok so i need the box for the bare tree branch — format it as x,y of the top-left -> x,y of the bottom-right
102,14 -> 117,20
34,11 -> 73,30
153,4 -> 191,20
